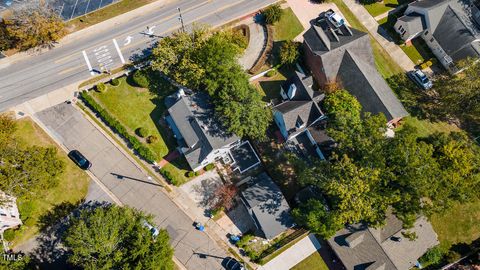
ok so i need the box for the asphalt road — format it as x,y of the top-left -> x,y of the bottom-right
0,0 -> 276,111
35,103 -> 227,270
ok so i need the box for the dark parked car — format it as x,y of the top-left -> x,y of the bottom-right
68,150 -> 91,170
222,257 -> 245,270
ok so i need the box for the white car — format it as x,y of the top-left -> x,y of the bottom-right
408,69 -> 433,90
325,9 -> 345,27
142,220 -> 159,238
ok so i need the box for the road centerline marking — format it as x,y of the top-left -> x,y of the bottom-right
112,39 -> 126,64
82,50 -> 95,76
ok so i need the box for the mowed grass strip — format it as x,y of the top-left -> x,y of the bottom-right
10,118 -> 90,247
291,251 -> 329,270
273,7 -> 305,41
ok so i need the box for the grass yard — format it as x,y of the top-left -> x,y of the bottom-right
90,75 -> 191,185
291,252 -> 329,270
66,0 -> 155,32
400,38 -> 435,66
253,65 -> 296,102
273,8 -> 305,41
430,198 -> 480,251
361,0 -> 406,18
402,117 -> 460,137
8,118 -> 90,247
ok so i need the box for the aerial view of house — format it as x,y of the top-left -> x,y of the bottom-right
395,0 -> 480,73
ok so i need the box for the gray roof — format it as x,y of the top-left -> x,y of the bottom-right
432,4 -> 480,63
337,50 -> 409,121
328,214 -> 439,270
397,13 -> 425,36
167,91 -> 239,170
404,0 -> 480,64
241,173 -> 294,239
274,72 -> 325,138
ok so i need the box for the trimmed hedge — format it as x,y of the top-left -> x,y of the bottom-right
96,83 -> 106,92
79,91 -> 156,163
111,78 -> 120,86
204,164 -> 215,171
136,127 -> 148,138
160,168 -> 178,186
133,70 -> 149,88
186,171 -> 195,177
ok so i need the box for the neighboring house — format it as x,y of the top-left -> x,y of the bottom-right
273,71 -> 330,160
0,193 -> 22,233
394,0 -> 480,73
328,213 -> 439,270
240,172 -> 294,240
303,13 -> 408,126
165,89 -> 240,172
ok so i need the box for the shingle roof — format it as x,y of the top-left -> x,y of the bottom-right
337,50 -> 409,121
167,91 -> 239,170
241,173 -> 294,239
329,214 -> 439,270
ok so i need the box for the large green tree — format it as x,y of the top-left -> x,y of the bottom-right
2,2 -> 66,51
0,114 -> 64,197
151,27 -> 272,139
63,205 -> 174,270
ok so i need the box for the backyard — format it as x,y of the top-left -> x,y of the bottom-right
6,118 -> 90,247
291,251 -> 329,270
88,74 -> 192,185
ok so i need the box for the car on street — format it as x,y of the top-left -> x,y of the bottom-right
325,9 -> 345,27
68,150 -> 91,170
222,257 -> 245,270
408,69 -> 433,90
142,220 -> 160,238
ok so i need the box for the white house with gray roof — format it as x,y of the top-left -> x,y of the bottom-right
165,90 -> 240,172
395,0 -> 480,73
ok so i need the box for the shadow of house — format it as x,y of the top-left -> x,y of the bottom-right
240,172 -> 294,240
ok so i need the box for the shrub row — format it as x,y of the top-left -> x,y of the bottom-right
249,25 -> 274,74
159,168 -> 178,186
204,164 -> 215,171
79,90 -> 156,163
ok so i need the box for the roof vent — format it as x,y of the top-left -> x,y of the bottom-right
329,27 -> 340,42
288,84 -> 297,100
345,232 -> 364,248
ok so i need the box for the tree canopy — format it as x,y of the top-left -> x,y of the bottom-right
0,114 -> 64,197
1,2 -> 66,51
279,40 -> 300,66
63,204 -> 174,270
151,27 -> 272,139
292,90 -> 480,238
262,4 -> 283,24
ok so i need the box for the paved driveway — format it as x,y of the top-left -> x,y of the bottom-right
35,103 -> 227,270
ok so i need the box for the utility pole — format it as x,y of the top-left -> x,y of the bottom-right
177,7 -> 186,33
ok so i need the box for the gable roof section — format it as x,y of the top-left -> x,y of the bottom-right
167,92 -> 239,170
241,173 -> 294,239
337,50 -> 409,121
432,4 -> 480,63
397,13 -> 425,35
281,71 -> 315,101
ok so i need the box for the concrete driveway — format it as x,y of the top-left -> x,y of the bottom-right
35,103 -> 227,270
180,171 -> 223,209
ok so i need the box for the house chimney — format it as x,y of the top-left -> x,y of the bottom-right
288,84 -> 297,100
345,232 -> 364,248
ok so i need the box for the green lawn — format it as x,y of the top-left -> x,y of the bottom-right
9,118 -> 90,247
291,252 -> 329,270
273,8 -> 304,41
253,66 -> 296,102
400,38 -> 435,65
431,198 -> 480,251
401,117 -> 460,137
91,75 -> 191,185
362,0 -> 404,18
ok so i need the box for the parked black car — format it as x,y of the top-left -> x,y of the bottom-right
222,257 -> 245,270
68,150 -> 92,170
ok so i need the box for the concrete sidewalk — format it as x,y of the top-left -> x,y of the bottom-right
259,234 -> 321,270
342,0 -> 415,72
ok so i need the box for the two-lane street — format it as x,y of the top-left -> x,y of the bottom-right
0,0 -> 276,111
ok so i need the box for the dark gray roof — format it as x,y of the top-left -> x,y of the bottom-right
410,0 -> 448,9
303,16 -> 367,56
432,5 -> 480,63
337,50 -> 409,121
274,72 -> 325,138
167,91 -> 239,170
241,173 -> 294,239
329,213 -> 439,270
397,14 -> 425,35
